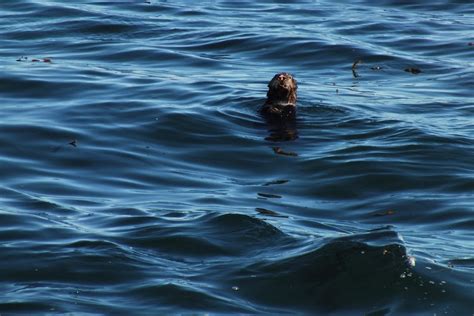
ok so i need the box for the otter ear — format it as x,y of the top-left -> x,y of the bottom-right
269,74 -> 280,85
292,77 -> 298,89
267,77 -> 275,88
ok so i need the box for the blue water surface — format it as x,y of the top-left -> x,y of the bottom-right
0,0 -> 473,314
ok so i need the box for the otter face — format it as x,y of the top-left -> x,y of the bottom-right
261,73 -> 298,139
266,73 -> 297,106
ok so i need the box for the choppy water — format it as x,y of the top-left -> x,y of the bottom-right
1,0 -> 473,314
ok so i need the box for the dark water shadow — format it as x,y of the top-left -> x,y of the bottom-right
258,98 -> 299,143
263,116 -> 299,142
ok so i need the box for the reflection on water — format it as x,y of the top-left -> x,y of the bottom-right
264,116 -> 299,142
0,0 -> 473,314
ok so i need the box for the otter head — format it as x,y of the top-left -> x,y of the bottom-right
266,72 -> 297,106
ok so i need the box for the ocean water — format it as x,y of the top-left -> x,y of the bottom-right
1,0 -> 473,314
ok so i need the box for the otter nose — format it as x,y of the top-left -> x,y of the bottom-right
278,74 -> 285,81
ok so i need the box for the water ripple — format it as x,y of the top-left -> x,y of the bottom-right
0,0 -> 473,313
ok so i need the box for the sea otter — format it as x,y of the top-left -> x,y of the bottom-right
260,72 -> 297,120
260,73 -> 298,141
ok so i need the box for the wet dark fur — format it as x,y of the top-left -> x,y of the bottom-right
260,73 -> 297,121
260,73 -> 298,141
